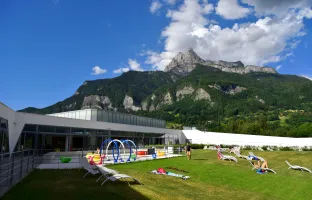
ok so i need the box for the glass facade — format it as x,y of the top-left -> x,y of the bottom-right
14,124 -> 171,152
0,117 -> 9,153
48,109 -> 166,128
97,110 -> 166,128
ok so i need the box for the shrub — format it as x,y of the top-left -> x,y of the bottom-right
270,146 -> 278,151
220,144 -> 234,148
189,144 -> 205,149
262,146 -> 268,151
301,146 -> 312,151
243,145 -> 252,150
279,146 -> 293,151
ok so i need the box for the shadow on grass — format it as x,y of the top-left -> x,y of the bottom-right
1,169 -> 149,200
191,158 -> 209,160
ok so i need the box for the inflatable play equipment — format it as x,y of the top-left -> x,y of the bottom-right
157,151 -> 165,156
85,153 -> 105,165
89,154 -> 105,165
60,156 -> 71,163
137,150 -> 147,156
99,139 -> 137,163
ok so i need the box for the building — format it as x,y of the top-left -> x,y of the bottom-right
0,102 -> 182,154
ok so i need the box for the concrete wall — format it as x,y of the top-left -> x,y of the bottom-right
0,103 -> 21,154
182,130 -> 312,147
0,103 -> 182,153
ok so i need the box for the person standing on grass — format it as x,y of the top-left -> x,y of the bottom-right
185,143 -> 192,160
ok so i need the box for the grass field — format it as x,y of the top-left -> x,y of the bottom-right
2,150 -> 312,200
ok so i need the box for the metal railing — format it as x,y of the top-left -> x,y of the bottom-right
0,149 -> 35,197
0,147 -> 183,197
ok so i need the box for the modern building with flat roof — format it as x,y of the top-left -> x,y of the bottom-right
0,102 -> 182,154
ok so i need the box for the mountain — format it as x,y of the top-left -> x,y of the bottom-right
165,48 -> 277,76
141,64 -> 312,113
19,49 -> 312,137
21,70 -> 175,114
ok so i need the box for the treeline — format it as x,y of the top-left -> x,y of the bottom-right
136,108 -> 312,137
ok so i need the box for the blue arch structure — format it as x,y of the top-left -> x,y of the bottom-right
99,138 -> 137,163
125,139 -> 137,161
121,140 -> 133,162
100,139 -> 119,162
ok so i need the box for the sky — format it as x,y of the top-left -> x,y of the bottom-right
1,0 -> 312,111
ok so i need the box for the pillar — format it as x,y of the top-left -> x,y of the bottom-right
65,136 -> 69,151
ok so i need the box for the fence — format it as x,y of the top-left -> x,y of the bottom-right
0,147 -> 183,197
0,149 -> 35,197
0,148 -> 89,197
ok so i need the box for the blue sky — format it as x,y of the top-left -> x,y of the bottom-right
1,0 -> 312,111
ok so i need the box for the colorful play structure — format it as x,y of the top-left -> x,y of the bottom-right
86,139 -> 138,164
60,156 -> 72,163
85,139 -> 168,165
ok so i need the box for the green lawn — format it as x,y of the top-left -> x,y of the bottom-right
2,150 -> 312,200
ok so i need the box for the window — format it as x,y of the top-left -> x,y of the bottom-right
0,118 -> 8,129
38,125 -> 55,133
0,117 -> 9,153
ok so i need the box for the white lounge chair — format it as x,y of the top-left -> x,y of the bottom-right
248,152 -> 265,161
285,160 -> 312,173
208,146 -> 217,151
101,174 -> 142,186
248,159 -> 276,174
217,150 -> 238,162
96,165 -> 142,185
79,157 -> 99,178
234,151 -> 249,160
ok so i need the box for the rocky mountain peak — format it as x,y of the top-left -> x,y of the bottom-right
164,48 -> 205,75
165,49 -> 277,76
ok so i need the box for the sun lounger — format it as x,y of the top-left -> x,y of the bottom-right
248,152 -> 265,161
230,146 -> 239,154
234,151 -> 249,159
217,150 -> 238,162
96,165 -> 142,185
208,146 -> 217,151
79,157 -> 99,178
101,174 -> 142,185
285,160 -> 312,173
247,159 -> 276,174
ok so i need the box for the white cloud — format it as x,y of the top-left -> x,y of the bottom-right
242,0 -> 312,17
297,31 -> 307,37
91,66 -> 107,75
202,1 -> 214,14
298,7 -> 312,19
150,1 -> 162,14
113,59 -> 143,73
300,74 -> 312,80
145,0 -> 312,70
216,0 -> 251,19
128,59 -> 143,71
276,65 -> 282,70
164,0 -> 176,5
113,68 -> 130,74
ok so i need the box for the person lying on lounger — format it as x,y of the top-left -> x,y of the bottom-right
252,160 -> 269,169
